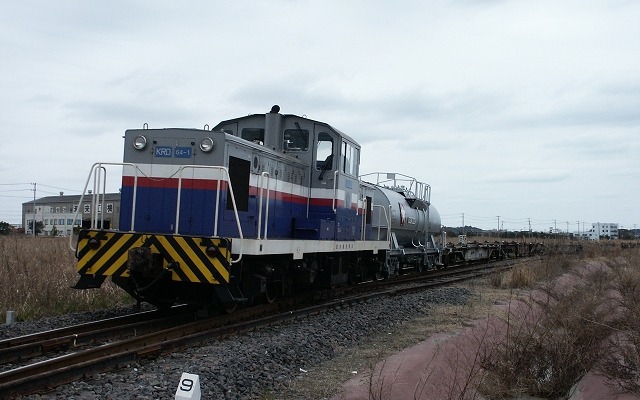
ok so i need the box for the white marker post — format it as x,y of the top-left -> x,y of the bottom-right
5,311 -> 16,327
175,372 -> 201,400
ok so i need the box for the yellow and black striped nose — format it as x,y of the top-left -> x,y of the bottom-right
76,230 -> 232,284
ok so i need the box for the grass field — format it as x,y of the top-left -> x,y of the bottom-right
0,236 -> 133,321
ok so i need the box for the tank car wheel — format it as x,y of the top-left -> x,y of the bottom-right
415,260 -> 424,274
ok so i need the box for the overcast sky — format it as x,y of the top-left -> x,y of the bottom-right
1,0 -> 638,232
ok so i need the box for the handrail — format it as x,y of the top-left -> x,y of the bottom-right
360,196 -> 366,241
175,165 -> 243,264
69,162 -> 141,252
91,166 -> 108,230
332,170 -> 339,213
372,204 -> 391,243
360,172 -> 431,204
257,172 -> 270,239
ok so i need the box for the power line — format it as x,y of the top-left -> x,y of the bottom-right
37,184 -> 81,193
0,194 -> 33,199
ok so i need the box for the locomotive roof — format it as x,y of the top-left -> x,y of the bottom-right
212,110 -> 360,148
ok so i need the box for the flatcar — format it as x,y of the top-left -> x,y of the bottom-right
71,105 -> 442,309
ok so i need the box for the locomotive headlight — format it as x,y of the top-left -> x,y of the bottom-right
200,137 -> 215,152
133,135 -> 147,150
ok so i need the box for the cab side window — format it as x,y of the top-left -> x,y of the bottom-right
241,128 -> 265,145
316,132 -> 334,170
283,129 -> 309,151
341,140 -> 358,176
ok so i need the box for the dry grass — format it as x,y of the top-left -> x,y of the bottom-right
0,236 -> 133,321
596,248 -> 640,395
475,247 -> 640,399
281,242 -> 640,400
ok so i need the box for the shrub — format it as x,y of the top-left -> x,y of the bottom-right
478,258 -> 619,398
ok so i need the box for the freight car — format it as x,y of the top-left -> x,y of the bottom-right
72,106 -> 512,310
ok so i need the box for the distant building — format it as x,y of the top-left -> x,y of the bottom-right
585,222 -> 619,240
22,193 -> 121,237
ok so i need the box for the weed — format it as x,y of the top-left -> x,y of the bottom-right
0,236 -> 133,321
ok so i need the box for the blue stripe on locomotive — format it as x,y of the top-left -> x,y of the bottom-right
120,186 -> 368,240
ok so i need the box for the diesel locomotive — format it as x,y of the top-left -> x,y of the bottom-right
71,105 -> 442,309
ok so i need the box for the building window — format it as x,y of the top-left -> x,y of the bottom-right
84,204 -> 90,214
67,219 -> 73,225
73,205 -> 78,213
106,203 -> 113,213
59,218 -> 64,225
62,207 -> 67,213
50,206 -> 54,213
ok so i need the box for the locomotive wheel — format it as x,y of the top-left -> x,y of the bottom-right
222,302 -> 237,314
264,280 -> 279,304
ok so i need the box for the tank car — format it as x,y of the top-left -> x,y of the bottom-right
361,173 -> 441,275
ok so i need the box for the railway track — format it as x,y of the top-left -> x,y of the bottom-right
0,306 -> 198,367
0,259 -> 523,399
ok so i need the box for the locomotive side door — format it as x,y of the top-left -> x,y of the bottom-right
309,126 -> 362,240
312,132 -> 337,187
336,138 -> 361,240
311,128 -> 337,212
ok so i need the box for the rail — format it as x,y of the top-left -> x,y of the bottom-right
257,172 -> 270,239
0,261 -> 520,398
175,165 -> 243,263
69,162 -> 141,252
360,172 -> 431,204
360,196 -> 366,240
70,163 -> 244,263
372,204 -> 391,243
332,170 -> 339,213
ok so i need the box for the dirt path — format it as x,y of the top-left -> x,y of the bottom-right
282,257 -> 640,400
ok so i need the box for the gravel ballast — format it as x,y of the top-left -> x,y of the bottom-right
3,286 -> 471,400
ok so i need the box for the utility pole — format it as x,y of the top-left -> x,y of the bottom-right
577,221 -> 580,240
31,182 -> 36,237
461,213 -> 465,235
566,221 -> 569,239
528,218 -> 531,238
497,216 -> 500,237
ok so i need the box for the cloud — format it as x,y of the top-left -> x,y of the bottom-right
483,169 -> 571,184
1,0 -> 639,229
